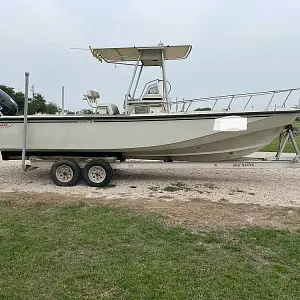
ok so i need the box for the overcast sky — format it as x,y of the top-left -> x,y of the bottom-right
1,0 -> 300,111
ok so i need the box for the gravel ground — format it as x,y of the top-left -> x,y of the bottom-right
0,152 -> 299,208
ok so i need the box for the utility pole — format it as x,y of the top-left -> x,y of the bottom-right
61,85 -> 65,114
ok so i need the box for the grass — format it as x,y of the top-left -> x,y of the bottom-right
1,200 -> 300,299
260,121 -> 300,152
163,182 -> 191,192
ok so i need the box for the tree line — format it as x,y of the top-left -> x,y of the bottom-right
0,85 -> 93,115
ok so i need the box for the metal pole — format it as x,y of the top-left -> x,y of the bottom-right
132,65 -> 143,98
22,72 -> 29,171
244,95 -> 253,110
227,95 -> 235,110
281,89 -> 292,108
212,99 -> 219,110
161,49 -> 169,113
62,85 -> 65,114
266,92 -> 276,110
125,53 -> 141,114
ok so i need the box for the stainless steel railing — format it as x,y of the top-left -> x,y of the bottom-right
169,87 -> 300,113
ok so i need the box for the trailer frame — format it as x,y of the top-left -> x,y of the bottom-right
23,125 -> 299,187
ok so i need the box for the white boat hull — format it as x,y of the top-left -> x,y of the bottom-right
0,110 -> 299,162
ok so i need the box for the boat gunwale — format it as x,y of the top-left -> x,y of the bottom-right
0,109 -> 299,123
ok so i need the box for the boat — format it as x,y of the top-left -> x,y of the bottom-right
0,43 -> 300,163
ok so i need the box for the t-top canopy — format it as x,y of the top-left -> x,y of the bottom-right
89,44 -> 192,66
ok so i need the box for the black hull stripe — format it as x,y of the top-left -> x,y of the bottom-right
1,109 -> 299,123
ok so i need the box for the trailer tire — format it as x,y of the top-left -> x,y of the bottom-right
50,159 -> 81,186
82,159 -> 113,187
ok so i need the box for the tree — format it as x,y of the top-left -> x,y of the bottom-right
0,85 -> 25,114
14,92 -> 25,114
1,84 -> 93,115
0,85 -> 15,97
0,85 -> 61,115
66,110 -> 75,114
81,109 -> 93,114
46,102 -> 61,114
28,93 -> 47,114
194,107 -> 212,111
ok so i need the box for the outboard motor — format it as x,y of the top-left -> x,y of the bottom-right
0,89 -> 18,116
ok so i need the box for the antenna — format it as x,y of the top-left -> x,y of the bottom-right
70,47 -> 89,50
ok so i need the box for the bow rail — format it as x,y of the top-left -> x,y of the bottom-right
170,87 -> 300,112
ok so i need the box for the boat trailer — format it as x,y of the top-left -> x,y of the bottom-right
17,73 -> 300,187
25,125 -> 300,187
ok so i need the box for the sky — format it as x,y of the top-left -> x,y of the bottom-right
1,0 -> 300,112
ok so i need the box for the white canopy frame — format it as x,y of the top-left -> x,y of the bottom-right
89,44 -> 192,114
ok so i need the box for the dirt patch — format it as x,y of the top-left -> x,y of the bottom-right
1,191 -> 300,232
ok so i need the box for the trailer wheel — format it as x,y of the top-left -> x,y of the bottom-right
82,159 -> 113,187
50,159 -> 81,186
